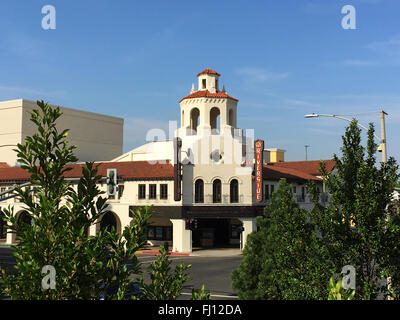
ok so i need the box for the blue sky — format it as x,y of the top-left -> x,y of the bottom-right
0,0 -> 399,162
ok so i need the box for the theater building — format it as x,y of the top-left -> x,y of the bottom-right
0,69 -> 335,253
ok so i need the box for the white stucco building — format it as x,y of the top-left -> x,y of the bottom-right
0,69 -> 335,253
0,99 -> 124,166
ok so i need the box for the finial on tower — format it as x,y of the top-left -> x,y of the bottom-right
190,83 -> 196,94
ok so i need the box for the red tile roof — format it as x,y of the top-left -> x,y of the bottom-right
0,162 -> 9,168
0,161 -> 174,182
180,90 -> 238,103
197,69 -> 221,77
263,165 -> 322,182
266,160 -> 336,177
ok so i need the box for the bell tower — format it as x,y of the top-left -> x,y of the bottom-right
177,68 -> 238,137
197,69 -> 220,93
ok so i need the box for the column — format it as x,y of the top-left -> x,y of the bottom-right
239,217 -> 256,250
170,218 -> 192,253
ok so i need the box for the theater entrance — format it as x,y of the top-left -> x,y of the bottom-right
191,218 -> 243,249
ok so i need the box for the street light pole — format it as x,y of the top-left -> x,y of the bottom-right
304,145 -> 310,161
304,112 -> 388,163
380,110 -> 388,163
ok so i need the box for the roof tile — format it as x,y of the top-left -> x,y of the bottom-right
180,90 -> 238,103
0,161 -> 174,182
197,69 -> 221,77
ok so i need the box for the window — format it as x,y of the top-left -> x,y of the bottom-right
147,226 -> 172,241
230,179 -> 239,203
1,187 -> 5,200
138,184 -> 146,199
118,185 -> 124,199
0,209 -> 5,240
230,224 -> 242,239
190,108 -> 200,133
271,185 -> 275,195
149,184 -> 157,199
213,179 -> 222,203
264,184 -> 269,200
228,109 -> 234,126
195,179 -> 204,203
202,79 -> 206,89
210,107 -> 220,133
293,186 -> 297,194
160,184 -> 168,200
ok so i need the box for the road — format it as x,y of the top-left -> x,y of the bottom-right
136,254 -> 241,299
0,246 -> 242,299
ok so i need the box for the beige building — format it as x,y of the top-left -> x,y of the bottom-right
0,99 -> 124,165
0,69 -> 335,253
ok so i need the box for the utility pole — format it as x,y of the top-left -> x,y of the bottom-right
304,145 -> 310,161
380,110 -> 388,163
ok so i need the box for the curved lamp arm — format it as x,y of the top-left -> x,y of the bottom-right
304,113 -> 382,143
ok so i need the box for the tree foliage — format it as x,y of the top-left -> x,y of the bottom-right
0,100 -> 153,299
138,246 -> 191,300
232,119 -> 399,300
231,179 -> 332,299
308,120 -> 400,300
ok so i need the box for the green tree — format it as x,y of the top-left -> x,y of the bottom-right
328,277 -> 355,300
231,179 -> 333,300
308,120 -> 399,300
0,100 -> 152,299
138,246 -> 191,300
191,285 -> 211,300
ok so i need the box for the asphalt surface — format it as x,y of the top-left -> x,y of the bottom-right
0,246 -> 241,300
136,254 -> 241,300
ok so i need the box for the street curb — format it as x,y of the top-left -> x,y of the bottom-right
136,250 -> 190,256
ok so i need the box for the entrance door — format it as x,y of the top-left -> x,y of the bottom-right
192,219 -> 230,248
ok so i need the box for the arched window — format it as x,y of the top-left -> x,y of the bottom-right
195,179 -> 204,203
213,179 -> 222,203
0,210 -> 6,240
181,110 -> 184,127
100,211 -> 118,233
16,211 -> 32,238
190,108 -> 200,133
210,107 -> 220,134
230,179 -> 239,203
228,109 -> 234,126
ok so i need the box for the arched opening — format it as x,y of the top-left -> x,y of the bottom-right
100,211 -> 120,234
0,209 -> 6,240
16,211 -> 32,239
228,109 -> 234,127
190,108 -> 200,133
195,179 -> 204,203
230,179 -> 239,203
213,179 -> 222,203
181,110 -> 184,127
210,107 -> 220,134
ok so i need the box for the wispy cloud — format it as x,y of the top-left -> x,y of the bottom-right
344,59 -> 379,67
0,85 -> 66,101
366,35 -> 400,57
235,67 -> 290,82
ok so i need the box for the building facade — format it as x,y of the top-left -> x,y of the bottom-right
0,99 -> 124,166
0,70 -> 335,253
